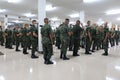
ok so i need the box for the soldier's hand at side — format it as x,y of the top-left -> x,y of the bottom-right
26,33 -> 29,36
19,33 -> 22,36
33,32 -> 38,37
68,32 -> 71,36
90,37 -> 92,42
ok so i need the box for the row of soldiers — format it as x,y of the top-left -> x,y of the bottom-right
0,18 -> 120,65
0,19 -> 54,64
0,20 -> 39,59
54,19 -> 120,59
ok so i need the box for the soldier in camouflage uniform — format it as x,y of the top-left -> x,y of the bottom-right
21,24 -> 30,54
109,29 -> 115,47
12,28 -> 16,45
14,26 -> 21,51
100,26 -> 104,49
55,26 -> 61,49
60,19 -> 71,60
102,22 -> 109,56
85,21 -> 92,54
41,18 -> 53,64
96,26 -> 101,50
30,20 -> 39,59
5,27 -> 13,49
72,20 -> 83,56
27,26 -> 32,50
0,27 -> 4,46
91,24 -> 97,52
81,28 -> 86,48
69,24 -> 74,51
115,30 -> 119,45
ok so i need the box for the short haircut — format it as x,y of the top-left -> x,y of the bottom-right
44,18 -> 49,21
32,20 -> 36,22
65,18 -> 69,21
87,20 -> 91,23
76,20 -> 80,22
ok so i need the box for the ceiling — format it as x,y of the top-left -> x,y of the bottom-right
0,0 -> 120,24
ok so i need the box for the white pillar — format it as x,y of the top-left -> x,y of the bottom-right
38,0 -> 46,52
4,15 -> 8,30
79,11 -> 85,24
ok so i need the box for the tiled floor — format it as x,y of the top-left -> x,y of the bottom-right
0,44 -> 120,80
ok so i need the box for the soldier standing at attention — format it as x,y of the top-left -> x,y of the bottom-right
5,27 -> 13,49
14,26 -> 21,51
41,18 -> 53,65
27,26 -> 32,50
30,20 -> 39,59
115,29 -> 119,45
91,24 -> 97,52
69,24 -> 74,51
21,24 -> 30,54
55,26 -> 61,49
85,21 -> 92,54
100,26 -> 104,49
12,28 -> 16,45
102,22 -> 109,56
60,19 -> 71,60
72,20 -> 83,56
0,27 -> 4,46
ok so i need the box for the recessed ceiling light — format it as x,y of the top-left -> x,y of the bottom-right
69,13 -> 79,18
23,13 -> 36,18
106,9 -> 120,15
7,0 -> 22,3
46,4 -> 57,11
0,9 -> 6,13
83,0 -> 100,3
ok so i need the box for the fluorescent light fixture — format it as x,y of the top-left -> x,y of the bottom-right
106,77 -> 115,80
46,4 -> 57,11
0,9 -> 6,13
29,68 -> 33,74
0,76 -> 5,80
106,9 -> 120,15
69,13 -> 79,18
50,17 -> 60,21
13,20 -> 22,23
115,66 -> 120,70
83,0 -> 100,3
117,17 -> 120,20
7,0 -> 22,3
24,13 -> 36,17
8,23 -> 14,25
